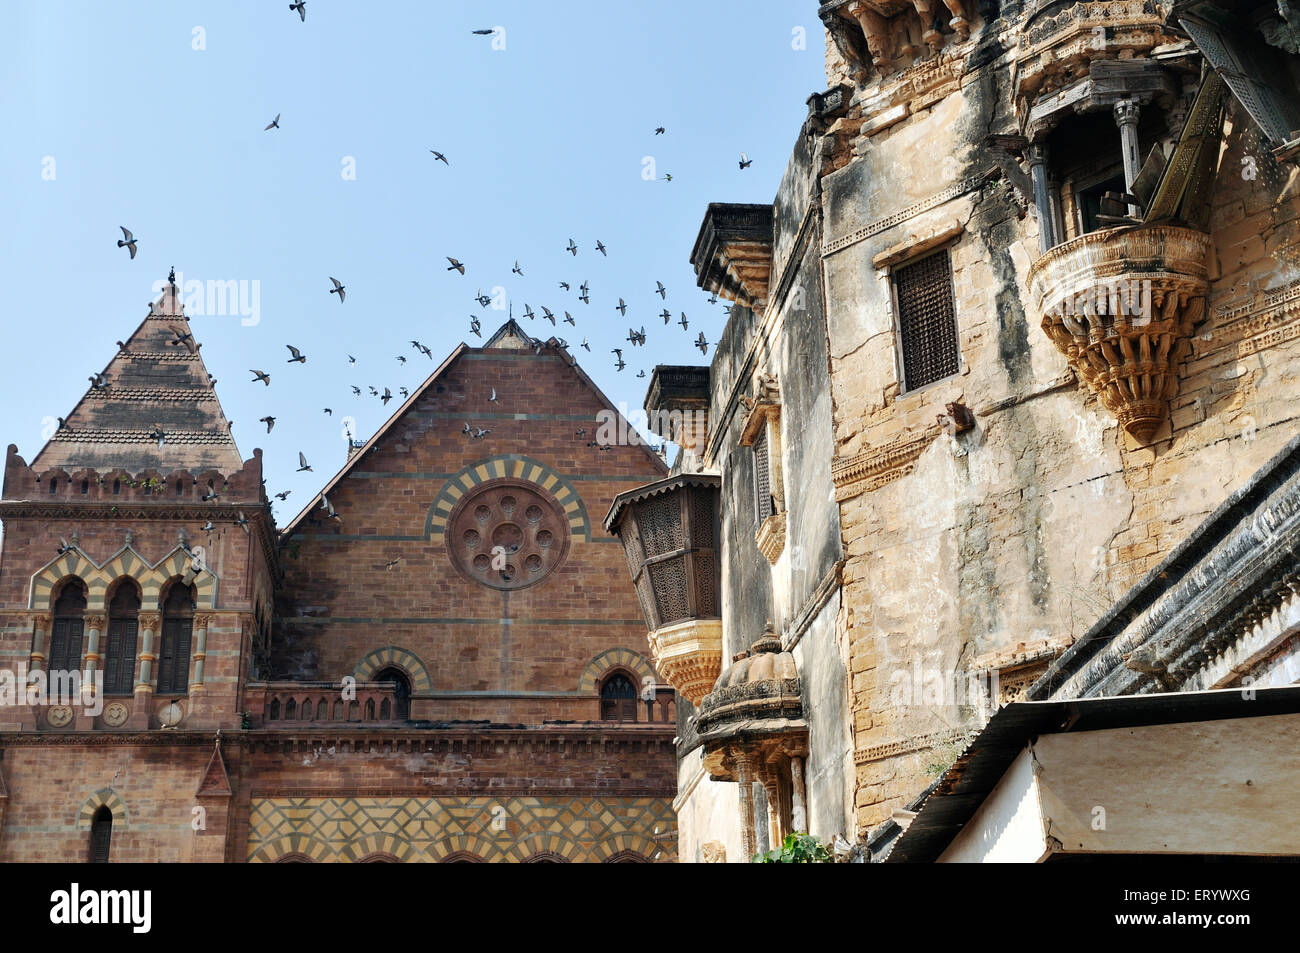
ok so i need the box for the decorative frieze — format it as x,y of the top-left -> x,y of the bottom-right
831,428 -> 940,499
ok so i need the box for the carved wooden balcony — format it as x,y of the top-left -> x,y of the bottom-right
1027,223 -> 1211,443
605,475 -> 722,705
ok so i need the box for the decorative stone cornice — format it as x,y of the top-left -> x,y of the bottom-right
831,427 -> 940,500
690,204 -> 775,311
1028,224 -> 1211,443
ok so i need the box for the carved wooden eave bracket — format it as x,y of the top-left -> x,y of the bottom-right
1027,224 -> 1211,444
831,426 -> 941,501
690,203 -> 774,313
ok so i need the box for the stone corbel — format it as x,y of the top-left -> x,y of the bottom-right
825,12 -> 873,84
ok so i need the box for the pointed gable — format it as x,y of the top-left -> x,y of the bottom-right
32,278 -> 243,473
195,739 -> 233,798
483,317 -> 537,350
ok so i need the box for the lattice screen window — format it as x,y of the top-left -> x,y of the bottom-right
893,248 -> 959,392
753,429 -> 773,522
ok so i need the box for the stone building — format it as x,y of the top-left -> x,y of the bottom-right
0,286 -> 678,863
606,0 -> 1300,860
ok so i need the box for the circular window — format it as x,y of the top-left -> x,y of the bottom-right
446,479 -> 571,590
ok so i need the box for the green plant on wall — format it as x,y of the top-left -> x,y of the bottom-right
753,832 -> 833,863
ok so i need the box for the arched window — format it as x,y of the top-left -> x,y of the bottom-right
104,583 -> 140,695
49,580 -> 87,674
275,854 -> 312,863
522,852 -> 570,863
89,806 -> 112,863
600,672 -> 638,722
156,583 -> 194,695
374,667 -> 411,721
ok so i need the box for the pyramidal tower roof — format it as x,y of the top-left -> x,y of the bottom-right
31,274 -> 243,473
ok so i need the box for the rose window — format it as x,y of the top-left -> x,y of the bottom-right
447,480 -> 571,590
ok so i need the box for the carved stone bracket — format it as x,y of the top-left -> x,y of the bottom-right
1027,224 -> 1211,443
647,618 -> 723,706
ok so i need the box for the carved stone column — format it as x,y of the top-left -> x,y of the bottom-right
791,756 -> 808,834
941,0 -> 969,40
28,613 -> 51,672
1114,99 -> 1142,216
847,2 -> 894,75
130,611 -> 160,728
912,0 -> 944,52
1027,144 -> 1058,252
734,752 -> 758,861
83,614 -> 106,677
190,614 -> 210,692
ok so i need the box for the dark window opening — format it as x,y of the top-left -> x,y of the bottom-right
374,667 -> 411,720
156,583 -> 194,695
89,806 -> 112,863
600,672 -> 639,722
104,584 -> 140,695
753,429 -> 773,523
49,479 -> 57,494
894,249 -> 960,392
80,480 -> 89,495
49,580 -> 87,673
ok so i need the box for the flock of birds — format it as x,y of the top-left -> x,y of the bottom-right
97,8 -> 758,538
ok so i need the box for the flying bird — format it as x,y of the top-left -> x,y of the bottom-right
446,257 -> 465,274
655,281 -> 666,299
470,316 -> 482,337
117,227 -> 138,259
462,422 -> 472,435
472,28 -> 496,35
661,308 -> 672,324
664,173 -> 673,182
201,521 -> 215,533
679,312 -> 689,330
616,298 -> 627,316
696,332 -> 709,355
323,408 -> 332,415
611,348 -> 623,359
522,304 -> 535,321
259,416 -> 276,433
430,150 -> 449,164
201,488 -> 220,501
615,357 -> 627,372
149,424 -> 166,448
350,385 -> 361,396
739,152 -> 753,169
637,370 -> 647,378
286,344 -> 306,364
399,387 -> 409,398
250,369 -> 271,386
566,239 -> 578,256
384,557 -> 401,571
297,452 -> 312,472
289,1 -> 306,22
473,428 -> 491,439
563,312 -> 575,326
235,512 -> 250,532
381,387 -> 393,404
581,337 -> 590,351
654,127 -> 665,135
275,490 -> 292,501
348,354 -> 356,364
329,277 -> 346,302
558,281 -> 570,291
512,260 -> 524,276
489,388 -> 498,402
396,355 -> 407,364
595,240 -> 607,256
89,372 -> 109,389
475,289 -> 492,307
169,326 -> 196,353
321,493 -> 340,520
542,306 -> 556,325
265,113 -> 281,131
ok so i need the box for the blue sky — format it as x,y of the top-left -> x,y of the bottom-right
0,1 -> 825,518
